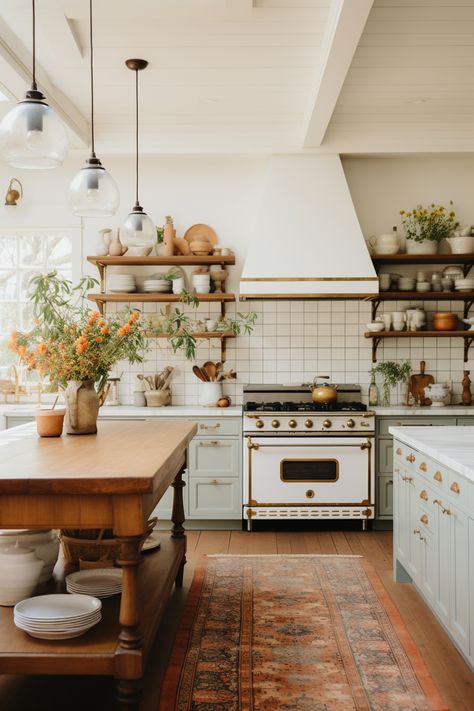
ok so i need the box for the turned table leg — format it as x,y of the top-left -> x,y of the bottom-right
116,534 -> 143,710
171,466 -> 186,587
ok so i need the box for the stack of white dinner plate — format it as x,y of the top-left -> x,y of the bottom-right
65,568 -> 122,598
455,278 -> 474,292
143,278 -> 171,293
14,594 -> 102,640
107,274 -> 136,293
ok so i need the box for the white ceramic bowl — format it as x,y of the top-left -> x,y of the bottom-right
366,322 -> 385,332
416,282 -> 431,293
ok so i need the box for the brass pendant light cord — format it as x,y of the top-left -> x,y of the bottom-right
89,0 -> 96,157
135,68 -> 139,207
31,0 -> 37,90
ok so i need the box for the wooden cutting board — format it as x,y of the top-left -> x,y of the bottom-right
408,360 -> 434,406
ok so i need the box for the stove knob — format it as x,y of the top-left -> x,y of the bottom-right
322,419 -> 332,429
304,419 -> 313,429
271,419 -> 280,429
346,419 -> 356,429
288,419 -> 298,429
255,419 -> 264,429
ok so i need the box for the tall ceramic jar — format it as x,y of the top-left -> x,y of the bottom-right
163,215 -> 175,257
64,380 -> 100,435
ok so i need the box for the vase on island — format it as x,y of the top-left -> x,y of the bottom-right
64,380 -> 100,435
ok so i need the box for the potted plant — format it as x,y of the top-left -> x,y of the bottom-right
9,272 -> 146,434
374,360 -> 412,407
400,202 -> 458,254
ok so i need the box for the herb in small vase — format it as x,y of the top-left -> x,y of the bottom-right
374,361 -> 412,407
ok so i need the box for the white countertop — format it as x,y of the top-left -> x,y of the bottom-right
374,406 -> 474,416
389,426 -> 474,482
0,404 -> 243,418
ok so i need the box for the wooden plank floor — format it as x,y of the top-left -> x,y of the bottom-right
0,529 -> 473,710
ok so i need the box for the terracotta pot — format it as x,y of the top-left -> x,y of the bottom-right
64,380 -> 99,435
35,408 -> 65,437
433,312 -> 458,331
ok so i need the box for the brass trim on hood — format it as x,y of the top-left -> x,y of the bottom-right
239,293 -> 378,300
240,276 -> 379,282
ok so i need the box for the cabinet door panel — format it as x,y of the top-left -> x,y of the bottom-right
377,475 -> 393,518
394,464 -> 410,568
377,439 -> 393,474
188,439 -> 239,478
450,503 -> 470,655
436,504 -> 451,628
188,478 -> 241,519
469,518 -> 474,661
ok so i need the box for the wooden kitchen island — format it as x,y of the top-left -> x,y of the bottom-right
0,419 -> 197,709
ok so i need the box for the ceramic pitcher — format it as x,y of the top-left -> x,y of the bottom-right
64,380 -> 100,435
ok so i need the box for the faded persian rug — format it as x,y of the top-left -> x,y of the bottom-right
159,555 -> 447,711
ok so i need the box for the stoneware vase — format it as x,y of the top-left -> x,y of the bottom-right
405,239 -> 438,255
64,380 -> 100,435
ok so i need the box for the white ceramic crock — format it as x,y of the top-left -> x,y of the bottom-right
405,240 -> 438,255
198,382 -> 223,407
0,544 -> 44,606
0,530 -> 59,583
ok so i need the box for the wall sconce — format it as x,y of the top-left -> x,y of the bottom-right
5,178 -> 23,206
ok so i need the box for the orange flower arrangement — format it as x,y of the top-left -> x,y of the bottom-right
9,272 -> 146,396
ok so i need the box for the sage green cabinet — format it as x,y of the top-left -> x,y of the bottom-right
377,475 -> 393,518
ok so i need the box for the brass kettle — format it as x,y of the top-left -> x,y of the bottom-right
310,376 -> 337,405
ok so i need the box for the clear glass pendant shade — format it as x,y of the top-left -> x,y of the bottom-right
121,207 -> 156,247
0,99 -> 68,169
69,163 -> 120,217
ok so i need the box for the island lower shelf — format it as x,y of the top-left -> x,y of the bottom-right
0,537 -> 184,676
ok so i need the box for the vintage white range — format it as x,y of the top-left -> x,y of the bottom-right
242,384 -> 375,530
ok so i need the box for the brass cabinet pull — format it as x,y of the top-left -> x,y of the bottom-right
420,535 -> 427,543
200,423 -> 220,430
306,489 -> 315,499
420,514 -> 429,525
434,471 -> 443,483
420,490 -> 428,501
406,453 -> 416,463
199,441 -> 220,447
433,499 -> 442,508
211,479 -> 219,485
434,499 -> 451,515
396,447 -> 402,456
402,475 -> 413,482
419,462 -> 427,472
413,529 -> 421,536
442,507 -> 452,516
450,482 -> 460,494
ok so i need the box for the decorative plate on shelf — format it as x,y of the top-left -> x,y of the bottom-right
184,224 -> 218,245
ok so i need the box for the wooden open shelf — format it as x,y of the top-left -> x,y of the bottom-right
365,330 -> 474,363
372,253 -> 474,271
0,537 -> 184,676
88,292 -> 235,306
87,255 -> 235,267
145,331 -> 235,339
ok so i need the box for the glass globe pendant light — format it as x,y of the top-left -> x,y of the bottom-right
69,0 -> 119,216
0,0 -> 68,169
121,59 -> 155,248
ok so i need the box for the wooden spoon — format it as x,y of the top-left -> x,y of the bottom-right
203,361 -> 217,381
192,365 -> 209,382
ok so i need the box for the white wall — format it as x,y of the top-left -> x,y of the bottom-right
1,154 -> 472,405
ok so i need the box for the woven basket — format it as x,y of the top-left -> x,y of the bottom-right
60,518 -> 157,566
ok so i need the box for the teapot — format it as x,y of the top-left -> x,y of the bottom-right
368,233 -> 400,256
309,376 -> 337,405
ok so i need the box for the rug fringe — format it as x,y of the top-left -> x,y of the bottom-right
206,553 -> 363,558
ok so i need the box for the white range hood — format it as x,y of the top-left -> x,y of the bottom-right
239,154 -> 378,299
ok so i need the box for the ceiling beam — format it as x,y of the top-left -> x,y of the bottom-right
301,0 -> 374,148
0,16 -> 88,148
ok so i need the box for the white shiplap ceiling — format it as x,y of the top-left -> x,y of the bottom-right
324,0 -> 474,153
0,0 -> 473,154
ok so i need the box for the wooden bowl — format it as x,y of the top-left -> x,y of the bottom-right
433,312 -> 458,331
190,240 -> 213,256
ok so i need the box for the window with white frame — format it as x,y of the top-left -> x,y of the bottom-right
0,228 -> 75,367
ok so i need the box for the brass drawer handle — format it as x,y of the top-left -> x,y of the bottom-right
211,479 -> 219,485
402,475 -> 413,482
450,482 -> 460,494
420,514 -> 429,525
433,499 -> 442,508
406,454 -> 416,463
442,507 -> 452,516
419,490 -> 428,501
419,462 -> 427,472
200,423 -> 220,430
199,441 -> 220,447
413,529 -> 421,536
396,447 -> 402,456
434,471 -> 443,483
434,499 -> 451,515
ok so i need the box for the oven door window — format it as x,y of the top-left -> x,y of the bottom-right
280,459 -> 339,483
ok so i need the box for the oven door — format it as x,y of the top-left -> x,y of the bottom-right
244,436 -> 373,507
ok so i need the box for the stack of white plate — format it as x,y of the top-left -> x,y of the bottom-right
107,274 -> 136,293
143,279 -> 171,293
455,278 -> 474,292
192,274 -> 211,294
66,568 -> 122,598
14,594 -> 102,640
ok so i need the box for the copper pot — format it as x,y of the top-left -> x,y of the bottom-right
433,312 -> 458,331
310,376 -> 337,405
